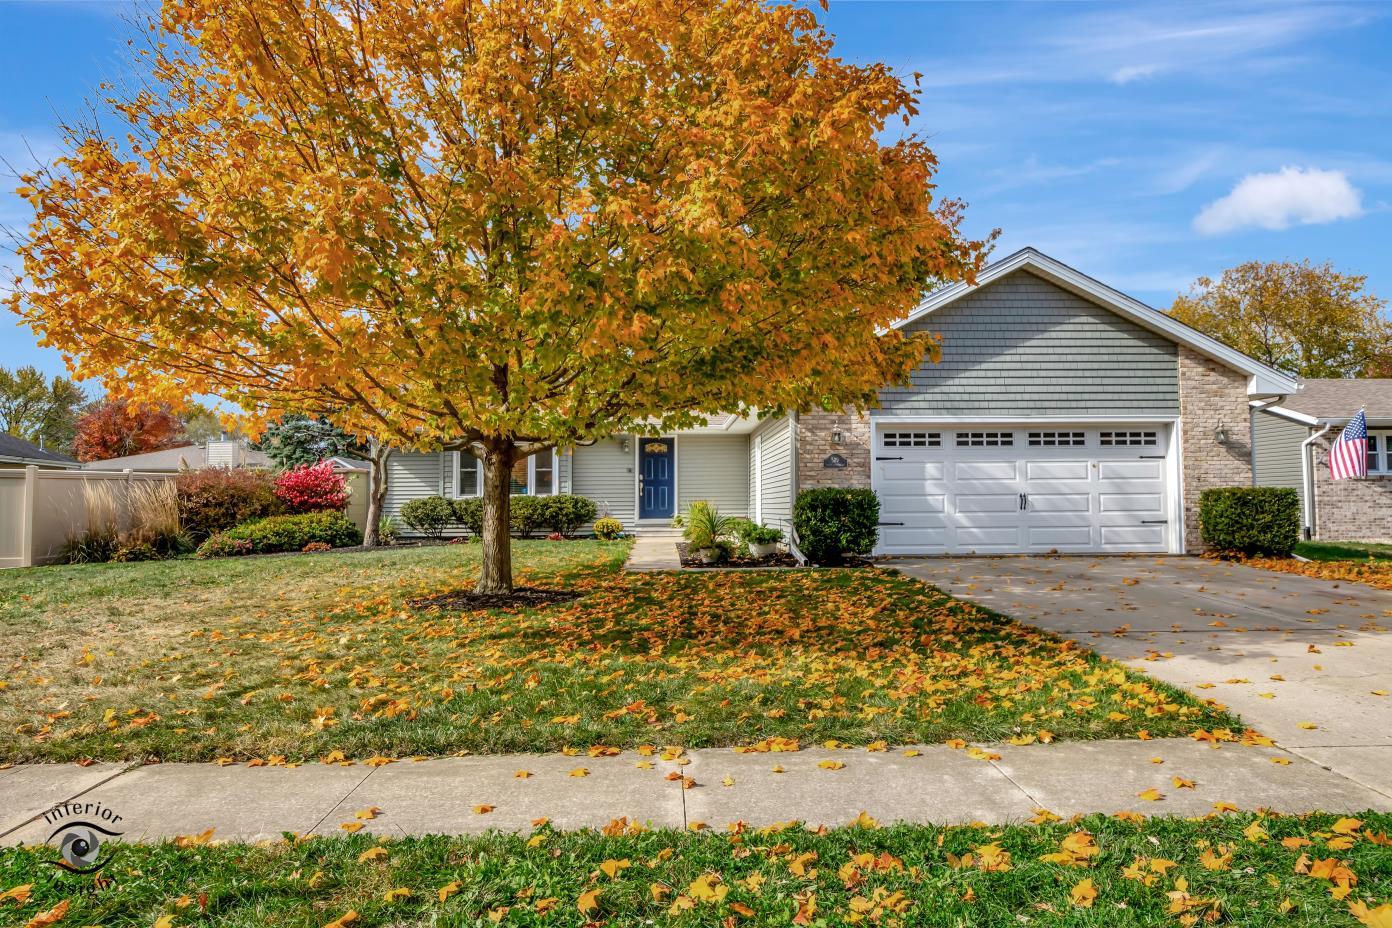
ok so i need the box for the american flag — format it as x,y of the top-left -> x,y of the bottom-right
1329,409 -> 1368,481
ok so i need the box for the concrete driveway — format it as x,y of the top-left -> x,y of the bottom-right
889,555 -> 1392,802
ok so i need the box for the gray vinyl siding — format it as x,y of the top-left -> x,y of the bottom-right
1252,411 -> 1308,507
749,416 -> 794,535
876,270 -> 1179,417
678,435 -> 750,517
571,438 -> 636,525
385,449 -> 571,537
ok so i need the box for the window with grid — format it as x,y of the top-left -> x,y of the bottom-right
1099,430 -> 1158,447
1028,431 -> 1086,447
955,431 -> 1014,447
882,431 -> 941,448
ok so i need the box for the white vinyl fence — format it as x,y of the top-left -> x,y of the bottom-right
0,465 -> 370,569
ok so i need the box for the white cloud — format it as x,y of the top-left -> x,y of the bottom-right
1110,64 -> 1161,85
1192,166 -> 1363,235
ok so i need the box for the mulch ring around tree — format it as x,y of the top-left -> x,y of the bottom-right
676,542 -> 800,570
408,586 -> 582,612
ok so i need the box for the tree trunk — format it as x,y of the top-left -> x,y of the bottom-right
476,441 -> 515,594
361,440 -> 391,547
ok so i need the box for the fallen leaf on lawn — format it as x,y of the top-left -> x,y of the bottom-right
358,847 -> 388,863
24,900 -> 69,928
0,885 -> 33,904
437,881 -> 462,902
577,888 -> 601,914
600,859 -> 630,878
1348,900 -> 1392,928
323,913 -> 358,928
1069,878 -> 1098,908
154,916 -> 176,928
383,888 -> 412,903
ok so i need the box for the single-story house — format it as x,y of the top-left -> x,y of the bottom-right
1252,379 -> 1392,543
0,433 -> 80,470
82,438 -> 274,472
386,247 -> 1299,555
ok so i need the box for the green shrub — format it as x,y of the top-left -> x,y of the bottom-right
452,497 -> 484,535
1199,487 -> 1300,557
376,515 -> 399,545
793,488 -> 879,565
683,500 -> 736,550
510,495 -> 545,538
196,512 -> 361,557
175,468 -> 283,542
593,517 -> 623,540
738,522 -> 784,545
399,496 -> 456,539
534,495 -> 598,537
111,542 -> 160,562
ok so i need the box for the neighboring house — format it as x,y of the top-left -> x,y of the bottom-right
1252,379 -> 1392,543
0,433 -> 80,470
82,438 -> 273,472
386,248 -> 1298,555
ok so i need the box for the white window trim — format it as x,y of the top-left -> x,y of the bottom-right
452,450 -> 558,497
1369,431 -> 1392,475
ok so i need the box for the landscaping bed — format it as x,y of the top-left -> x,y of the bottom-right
0,540 -> 1238,764
1,812 -> 1388,927
676,541 -> 800,569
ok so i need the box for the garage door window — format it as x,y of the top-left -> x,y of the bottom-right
955,431 -> 1014,447
882,431 -> 941,448
1028,431 -> 1086,447
1099,430 -> 1158,446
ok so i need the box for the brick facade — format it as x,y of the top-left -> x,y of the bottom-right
1311,437 -> 1392,542
1177,346 -> 1253,551
795,410 -> 871,491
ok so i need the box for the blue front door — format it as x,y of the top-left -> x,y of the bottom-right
639,438 -> 675,520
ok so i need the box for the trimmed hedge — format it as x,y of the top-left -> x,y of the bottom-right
452,494 -> 597,538
1198,486 -> 1300,557
400,496 -> 456,539
196,512 -> 361,557
793,488 -> 880,565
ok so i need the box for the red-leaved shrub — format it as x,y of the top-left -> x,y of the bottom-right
274,461 -> 350,513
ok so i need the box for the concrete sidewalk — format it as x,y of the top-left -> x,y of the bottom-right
4,737 -> 1389,844
624,530 -> 682,571
893,556 -> 1392,800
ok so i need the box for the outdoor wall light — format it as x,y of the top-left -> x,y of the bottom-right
1213,424 -> 1229,445
619,436 -> 631,453
832,428 -> 844,445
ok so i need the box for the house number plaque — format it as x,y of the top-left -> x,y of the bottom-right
823,453 -> 848,469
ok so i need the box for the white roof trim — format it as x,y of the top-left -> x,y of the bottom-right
1255,404 -> 1321,427
893,247 -> 1299,397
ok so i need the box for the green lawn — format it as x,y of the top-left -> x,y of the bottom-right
2,813 -> 1389,926
1295,541 -> 1392,562
0,541 -> 1238,763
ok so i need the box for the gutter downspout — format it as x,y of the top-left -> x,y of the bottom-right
1300,424 -> 1333,540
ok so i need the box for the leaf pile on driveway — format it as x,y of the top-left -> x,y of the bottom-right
1,542 -> 1239,764
1239,555 -> 1392,592
1,812 -> 1389,927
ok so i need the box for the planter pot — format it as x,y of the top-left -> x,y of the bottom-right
693,547 -> 725,564
747,542 -> 778,558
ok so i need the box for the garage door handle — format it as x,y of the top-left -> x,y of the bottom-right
1139,455 -> 1166,459
879,521 -> 905,526
876,456 -> 903,461
1141,520 -> 1168,524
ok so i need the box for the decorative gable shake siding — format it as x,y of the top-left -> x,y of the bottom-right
877,271 -> 1179,416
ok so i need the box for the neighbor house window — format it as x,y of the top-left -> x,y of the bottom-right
1369,432 -> 1392,475
456,450 -> 558,497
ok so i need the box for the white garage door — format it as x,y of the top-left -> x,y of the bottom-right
874,425 -> 1173,555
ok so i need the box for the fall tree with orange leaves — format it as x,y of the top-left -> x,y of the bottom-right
8,0 -> 989,592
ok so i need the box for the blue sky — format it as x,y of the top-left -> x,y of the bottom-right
2,0 -> 1390,388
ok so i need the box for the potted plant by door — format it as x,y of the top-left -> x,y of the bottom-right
683,500 -> 734,564
738,522 -> 784,559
